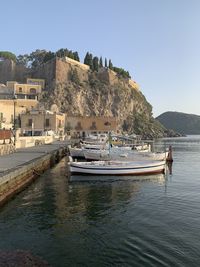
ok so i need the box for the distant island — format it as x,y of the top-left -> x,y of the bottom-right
156,111 -> 200,135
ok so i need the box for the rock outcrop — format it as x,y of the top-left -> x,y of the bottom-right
0,57 -> 166,138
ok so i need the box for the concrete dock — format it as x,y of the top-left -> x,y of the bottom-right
0,141 -> 69,206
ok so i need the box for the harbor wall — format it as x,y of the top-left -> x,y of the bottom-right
0,145 -> 68,207
0,144 -> 15,155
16,135 -> 54,149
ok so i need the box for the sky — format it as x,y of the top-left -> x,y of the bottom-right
1,0 -> 200,117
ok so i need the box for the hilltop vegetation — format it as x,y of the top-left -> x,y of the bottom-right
0,51 -> 16,62
156,111 -> 200,134
2,48 -> 130,79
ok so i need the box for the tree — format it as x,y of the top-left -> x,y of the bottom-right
108,59 -> 113,70
99,57 -> 103,68
105,58 -> 107,68
84,52 -> 90,65
84,52 -> 93,69
92,56 -> 99,71
29,49 -> 48,68
112,66 -> 131,79
68,50 -> 74,60
0,51 -> 16,62
73,51 -> 80,62
88,53 -> 93,69
56,48 -> 69,57
43,51 -> 55,63
16,54 -> 30,67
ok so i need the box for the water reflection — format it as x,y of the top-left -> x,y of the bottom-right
0,157 -> 169,267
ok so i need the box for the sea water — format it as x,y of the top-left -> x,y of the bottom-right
0,136 -> 200,266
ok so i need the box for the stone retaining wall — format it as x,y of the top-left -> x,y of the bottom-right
0,146 -> 68,207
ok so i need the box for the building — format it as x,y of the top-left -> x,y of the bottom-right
27,78 -> 45,90
0,79 -> 43,129
20,109 -> 65,137
65,116 -> 118,138
0,99 -> 38,129
0,81 -> 42,100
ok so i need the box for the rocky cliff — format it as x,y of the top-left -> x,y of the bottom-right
0,57 -> 166,138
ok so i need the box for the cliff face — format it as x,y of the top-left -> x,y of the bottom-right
36,58 -> 165,138
0,58 -> 166,138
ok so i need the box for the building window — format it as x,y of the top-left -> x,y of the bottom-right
66,122 -> 71,131
75,122 -> 82,130
0,113 -> 3,121
28,119 -> 32,127
30,88 -> 36,94
27,95 -> 35,99
104,121 -> 111,126
45,118 -> 50,127
10,115 -> 13,123
58,120 -> 62,128
18,87 -> 22,93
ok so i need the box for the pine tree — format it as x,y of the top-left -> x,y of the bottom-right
105,58 -> 107,68
99,57 -> 103,68
84,52 -> 90,65
108,59 -> 113,70
73,51 -> 80,62
93,57 -> 99,71
68,50 -> 74,60
88,53 -> 93,69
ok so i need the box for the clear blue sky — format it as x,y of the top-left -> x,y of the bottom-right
2,0 -> 200,117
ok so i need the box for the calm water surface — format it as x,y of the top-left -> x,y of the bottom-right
0,136 -> 200,266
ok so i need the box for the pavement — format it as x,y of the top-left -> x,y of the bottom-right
0,141 -> 69,173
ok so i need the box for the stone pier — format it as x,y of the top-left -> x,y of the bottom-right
0,141 -> 69,207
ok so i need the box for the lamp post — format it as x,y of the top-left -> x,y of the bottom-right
13,95 -> 17,146
104,121 -> 112,153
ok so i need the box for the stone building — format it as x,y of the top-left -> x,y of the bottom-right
20,109 -> 65,137
26,78 -> 45,90
0,81 -> 41,100
65,116 -> 118,138
0,99 -> 38,129
0,80 -> 42,129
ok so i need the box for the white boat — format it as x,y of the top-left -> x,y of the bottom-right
83,149 -> 110,160
69,159 -> 166,175
69,147 -> 85,158
84,133 -> 108,143
83,146 -> 168,162
132,143 -> 151,152
82,143 -> 109,150
69,144 -> 109,158
139,151 -> 169,161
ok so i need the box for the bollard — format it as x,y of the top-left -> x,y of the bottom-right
167,145 -> 173,162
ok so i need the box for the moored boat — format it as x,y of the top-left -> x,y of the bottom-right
83,149 -> 110,160
69,147 -> 85,158
69,158 -> 166,175
83,147 -> 169,162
